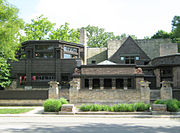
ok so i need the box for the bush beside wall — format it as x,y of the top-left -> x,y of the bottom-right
154,99 -> 180,112
43,98 -> 68,112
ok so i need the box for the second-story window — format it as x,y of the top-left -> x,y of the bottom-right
63,46 -> 78,59
35,45 -> 54,59
121,56 -> 139,64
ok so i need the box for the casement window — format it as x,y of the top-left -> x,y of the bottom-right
64,54 -> 78,59
32,74 -> 55,81
120,56 -> 139,64
35,45 -> 54,58
63,46 -> 79,59
64,46 -> 78,53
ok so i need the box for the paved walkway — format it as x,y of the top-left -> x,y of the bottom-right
0,107 -> 180,118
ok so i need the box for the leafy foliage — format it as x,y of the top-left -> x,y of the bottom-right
81,25 -> 137,48
43,98 -> 69,112
44,99 -> 62,112
50,22 -> 80,43
0,0 -> 24,87
80,103 -> 150,112
24,15 -> 55,40
154,99 -> 180,112
151,30 -> 172,39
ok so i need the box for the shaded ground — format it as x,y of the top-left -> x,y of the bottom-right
0,117 -> 179,133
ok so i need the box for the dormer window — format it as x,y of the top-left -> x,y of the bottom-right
120,57 -> 125,61
121,56 -> 140,64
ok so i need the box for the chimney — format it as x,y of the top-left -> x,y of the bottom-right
80,28 -> 87,65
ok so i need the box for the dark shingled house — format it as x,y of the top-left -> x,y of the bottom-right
10,40 -> 85,88
8,30 -> 180,101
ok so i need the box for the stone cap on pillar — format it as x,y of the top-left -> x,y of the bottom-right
160,81 -> 172,88
48,81 -> 59,87
138,80 -> 151,88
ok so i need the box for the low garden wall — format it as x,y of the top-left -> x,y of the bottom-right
70,89 -> 143,104
0,90 -> 48,106
59,89 -> 69,100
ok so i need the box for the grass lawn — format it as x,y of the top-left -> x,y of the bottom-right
0,108 -> 34,114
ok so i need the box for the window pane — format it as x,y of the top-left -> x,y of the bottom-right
120,57 -> 124,61
64,46 -> 78,53
136,57 -> 140,60
64,54 -> 72,58
35,45 -> 54,50
35,52 -> 53,58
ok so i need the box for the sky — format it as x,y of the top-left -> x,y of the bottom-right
8,0 -> 180,39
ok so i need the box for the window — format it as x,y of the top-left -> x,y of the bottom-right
19,74 -> 26,86
127,78 -> 132,88
64,46 -> 78,53
35,52 -> 53,58
125,56 -> 135,64
91,60 -> 96,64
135,56 -> 140,60
35,45 -> 54,50
32,74 -> 55,81
35,45 -> 54,59
85,79 -> 89,88
120,57 -> 125,61
64,54 -> 78,59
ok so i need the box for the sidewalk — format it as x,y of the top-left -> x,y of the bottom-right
0,107 -> 180,118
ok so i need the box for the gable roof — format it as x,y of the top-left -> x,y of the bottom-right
109,36 -> 151,63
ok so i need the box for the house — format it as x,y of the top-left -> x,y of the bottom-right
8,29 -> 180,103
10,40 -> 85,88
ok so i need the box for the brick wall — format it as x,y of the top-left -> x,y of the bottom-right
81,66 -> 135,75
70,89 -> 143,104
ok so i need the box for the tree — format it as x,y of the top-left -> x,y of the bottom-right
24,15 -> 55,40
151,30 -> 172,39
49,22 -> 80,43
0,0 -> 24,87
172,16 -> 180,44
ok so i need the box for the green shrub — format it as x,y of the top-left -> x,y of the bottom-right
43,99 -> 62,112
154,99 -> 180,112
133,102 -> 148,111
59,98 -> 68,104
80,104 -> 91,111
166,99 -> 179,112
90,104 -> 102,111
79,102 -> 150,112
101,105 -> 110,111
154,99 -> 166,104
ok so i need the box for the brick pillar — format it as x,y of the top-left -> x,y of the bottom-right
48,81 -> 59,99
112,78 -> 116,90
154,69 -> 160,88
160,81 -> 172,100
89,78 -> 93,90
139,81 -> 150,104
135,76 -> 144,89
123,78 -> 128,90
69,77 -> 80,104
100,78 -> 104,90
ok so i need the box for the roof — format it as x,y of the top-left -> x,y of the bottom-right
135,39 -> 171,59
21,40 -> 84,48
97,60 -> 116,65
